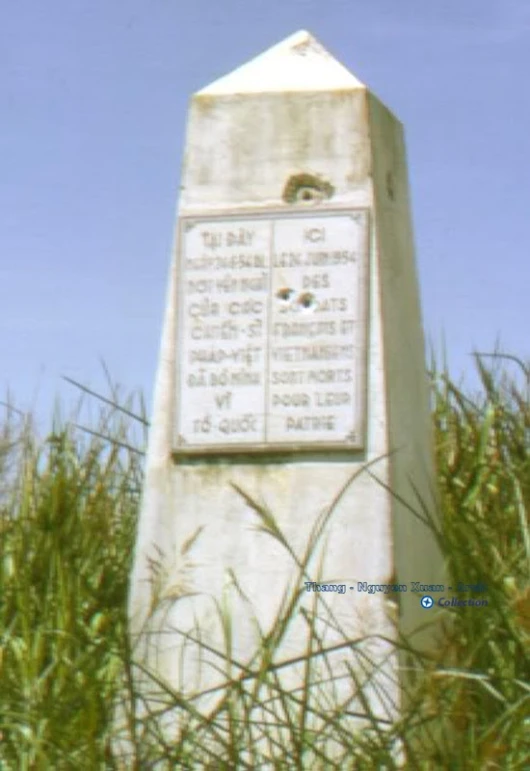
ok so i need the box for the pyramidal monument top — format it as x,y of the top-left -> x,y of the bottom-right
198,30 -> 365,95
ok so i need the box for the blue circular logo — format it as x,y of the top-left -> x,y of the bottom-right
421,595 -> 434,609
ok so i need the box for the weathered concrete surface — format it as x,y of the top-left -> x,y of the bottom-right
128,30 -> 445,735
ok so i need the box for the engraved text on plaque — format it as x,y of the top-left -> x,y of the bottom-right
175,210 -> 369,453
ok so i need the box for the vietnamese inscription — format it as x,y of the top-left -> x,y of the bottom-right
176,211 -> 369,451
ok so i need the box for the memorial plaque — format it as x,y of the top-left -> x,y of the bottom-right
175,209 -> 370,453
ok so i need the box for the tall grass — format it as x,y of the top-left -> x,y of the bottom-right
0,354 -> 529,769
0,389 -> 143,769
424,353 -> 530,768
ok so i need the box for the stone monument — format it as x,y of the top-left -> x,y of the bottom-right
128,29 -> 445,754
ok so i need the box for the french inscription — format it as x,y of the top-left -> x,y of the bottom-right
176,212 -> 368,450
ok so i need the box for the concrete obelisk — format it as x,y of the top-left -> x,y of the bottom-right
129,30 -> 445,738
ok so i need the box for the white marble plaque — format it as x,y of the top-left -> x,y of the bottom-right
175,210 -> 369,452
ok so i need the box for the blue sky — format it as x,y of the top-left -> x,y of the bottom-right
2,0 -> 529,433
